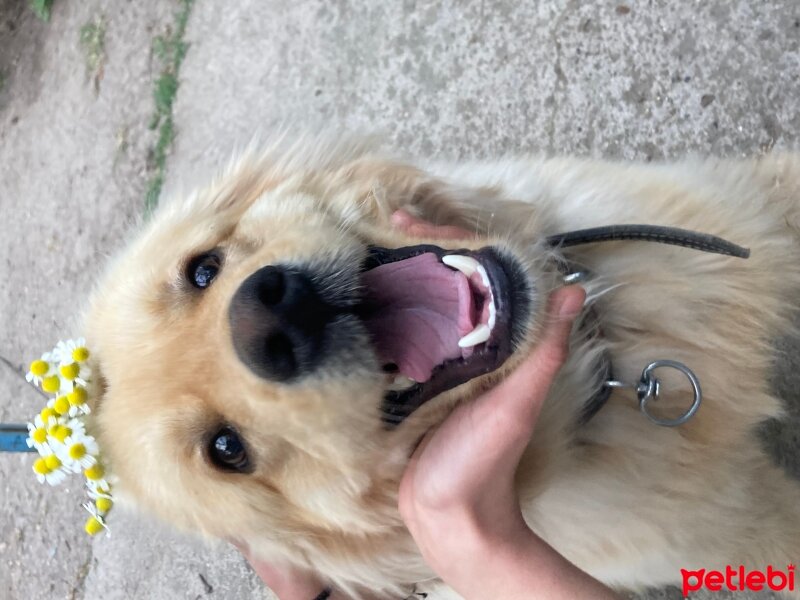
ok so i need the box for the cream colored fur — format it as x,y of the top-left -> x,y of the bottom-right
85,137 -> 800,598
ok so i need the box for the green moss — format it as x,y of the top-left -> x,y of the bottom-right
79,16 -> 106,90
144,0 -> 195,214
30,0 -> 54,21
153,73 -> 178,115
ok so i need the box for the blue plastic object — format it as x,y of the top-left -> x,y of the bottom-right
0,424 -> 34,452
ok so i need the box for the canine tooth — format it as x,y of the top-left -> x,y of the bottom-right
458,324 -> 491,348
488,297 -> 497,330
476,264 -> 491,288
388,374 -> 417,390
442,254 -> 479,277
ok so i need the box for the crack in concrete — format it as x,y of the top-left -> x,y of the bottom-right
69,555 -> 92,600
547,0 -> 576,152
0,353 -> 48,399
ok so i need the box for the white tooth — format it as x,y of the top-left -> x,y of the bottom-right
442,254 -> 479,277
458,324 -> 491,348
476,264 -> 491,288
488,296 -> 496,330
388,374 -> 417,390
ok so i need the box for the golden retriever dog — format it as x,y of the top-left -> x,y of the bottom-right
84,136 -> 800,599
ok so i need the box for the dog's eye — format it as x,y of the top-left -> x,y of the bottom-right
188,252 -> 222,289
208,427 -> 249,472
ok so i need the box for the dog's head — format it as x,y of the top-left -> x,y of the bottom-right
85,138 -> 556,585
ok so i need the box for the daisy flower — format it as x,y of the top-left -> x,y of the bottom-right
72,362 -> 91,387
25,353 -> 54,387
53,338 -> 90,366
56,430 -> 99,473
40,374 -> 62,395
56,358 -> 92,390
44,416 -> 85,451
32,446 -> 69,486
49,394 -> 72,417
86,483 -> 114,514
86,480 -> 113,499
26,415 -> 51,454
82,502 -> 110,536
83,462 -> 110,492
39,405 -> 58,424
66,385 -> 91,417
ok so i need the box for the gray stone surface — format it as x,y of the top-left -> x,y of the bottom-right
1,0 -> 798,598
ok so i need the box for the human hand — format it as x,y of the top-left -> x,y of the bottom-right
392,209 -> 583,557
396,284 -> 585,586
394,210 -> 617,599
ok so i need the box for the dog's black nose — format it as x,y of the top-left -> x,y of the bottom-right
228,265 -> 334,381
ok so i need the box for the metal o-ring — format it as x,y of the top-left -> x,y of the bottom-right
637,359 -> 702,427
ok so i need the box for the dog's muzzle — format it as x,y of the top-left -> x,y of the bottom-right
228,265 -> 337,382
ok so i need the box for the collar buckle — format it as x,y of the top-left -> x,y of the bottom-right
605,359 -> 702,427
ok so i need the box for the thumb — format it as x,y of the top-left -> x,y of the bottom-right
468,285 -> 586,436
391,209 -> 474,240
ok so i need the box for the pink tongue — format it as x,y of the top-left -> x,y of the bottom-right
361,253 -> 475,382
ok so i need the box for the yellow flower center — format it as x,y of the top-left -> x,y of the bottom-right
96,498 -> 113,513
60,363 -> 80,381
85,464 -> 104,480
33,457 -> 50,475
69,443 -> 87,460
30,360 -> 49,377
68,387 -> 88,406
44,454 -> 61,471
40,407 -> 56,422
42,376 -> 60,394
53,396 -> 70,415
48,425 -> 71,443
32,428 -> 47,444
85,516 -> 104,536
73,347 -> 90,362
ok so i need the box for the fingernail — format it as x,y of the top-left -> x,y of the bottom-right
557,288 -> 585,318
390,211 -> 406,225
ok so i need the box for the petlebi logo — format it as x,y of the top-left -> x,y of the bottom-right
681,565 -> 795,596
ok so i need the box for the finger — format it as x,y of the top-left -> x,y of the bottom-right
234,542 -> 329,600
390,209 -> 472,240
249,561 -> 328,600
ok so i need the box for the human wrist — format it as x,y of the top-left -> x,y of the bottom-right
423,509 -> 535,593
436,517 -> 619,600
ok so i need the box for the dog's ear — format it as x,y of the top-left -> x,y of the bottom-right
333,158 -> 541,239
333,159 -> 505,234
175,154 -> 286,220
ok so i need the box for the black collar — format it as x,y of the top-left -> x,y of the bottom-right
549,224 -> 750,426
547,224 -> 750,258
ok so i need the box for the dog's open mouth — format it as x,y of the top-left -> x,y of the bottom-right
358,245 -> 530,426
